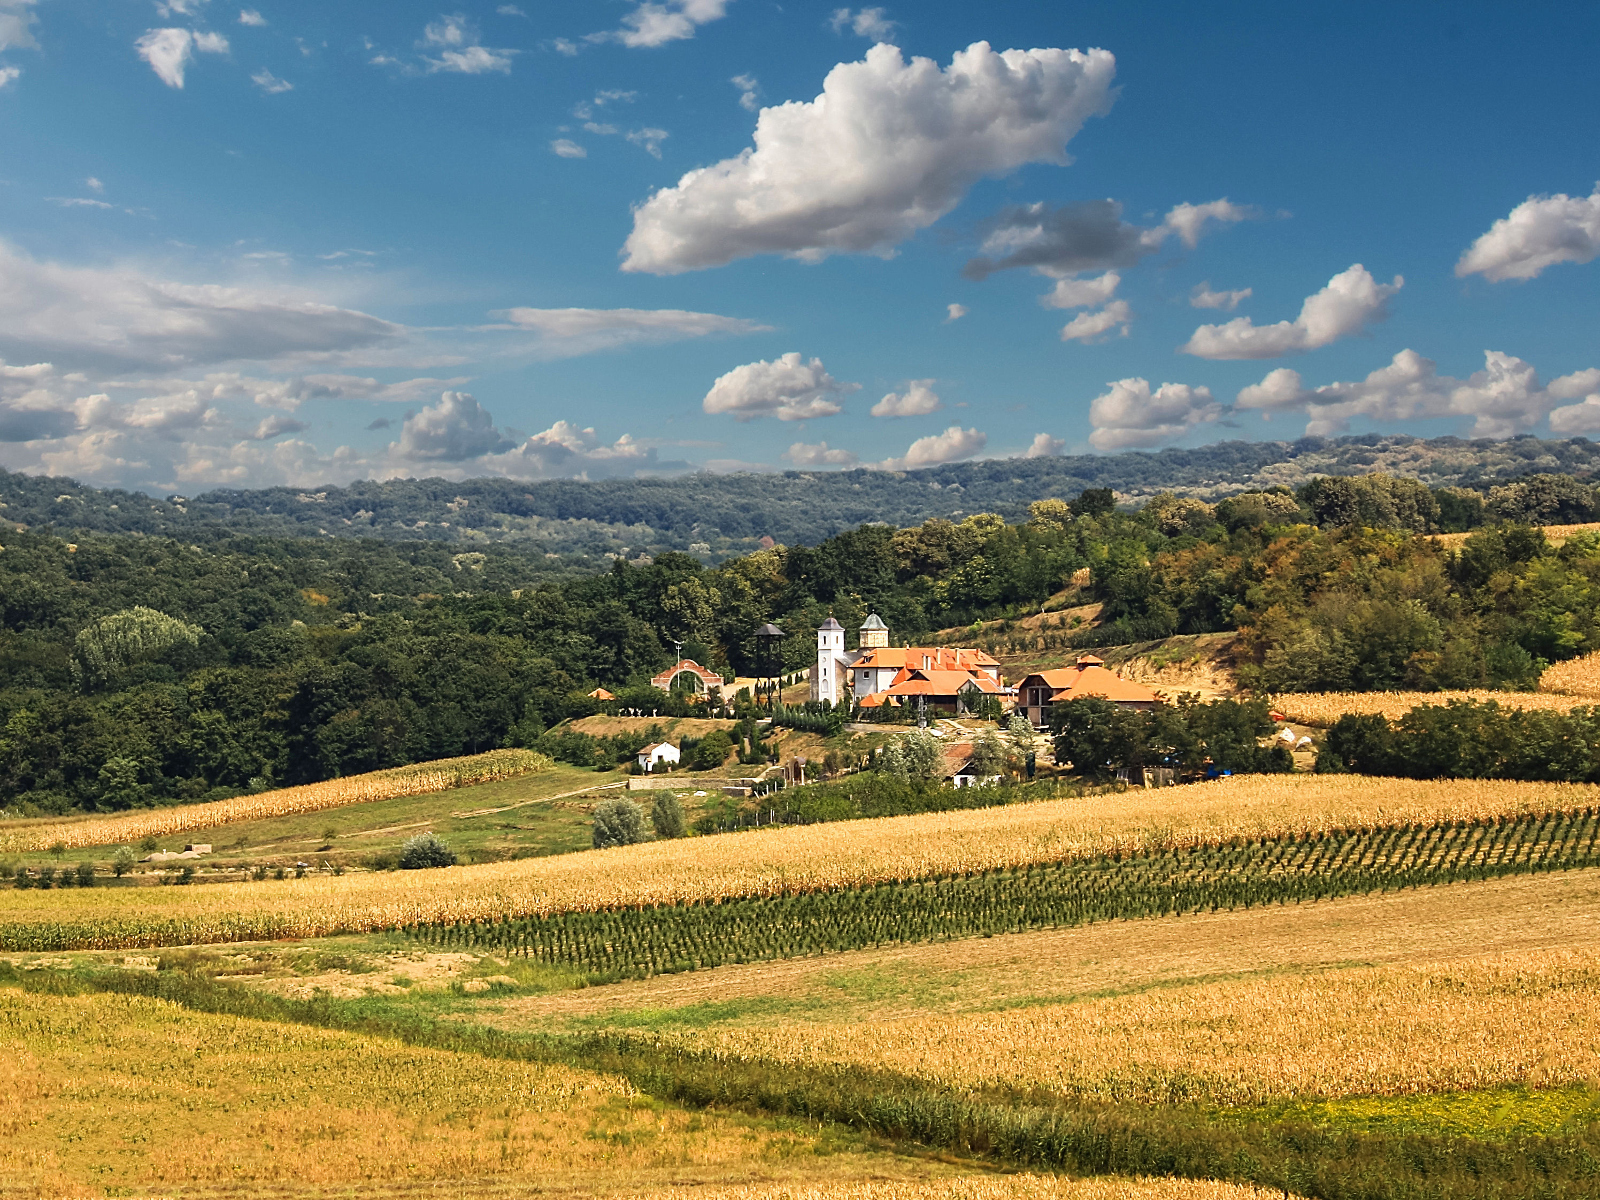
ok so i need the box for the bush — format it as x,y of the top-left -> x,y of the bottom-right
75,861 -> 96,887
398,832 -> 457,870
592,798 -> 647,849
111,846 -> 136,877
689,730 -> 733,771
651,793 -> 686,839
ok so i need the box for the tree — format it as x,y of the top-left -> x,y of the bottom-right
1050,696 -> 1145,781
111,846 -> 136,877
967,730 -> 1008,779
690,730 -> 733,770
592,798 -> 647,848
1007,714 -> 1038,754
398,832 -> 456,869
651,793 -> 686,839
879,728 -> 943,781
73,606 -> 203,688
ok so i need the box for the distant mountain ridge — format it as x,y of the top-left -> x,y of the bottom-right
3,433 -> 1597,560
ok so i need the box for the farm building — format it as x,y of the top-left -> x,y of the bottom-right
636,742 -> 680,772
1014,655 -> 1161,728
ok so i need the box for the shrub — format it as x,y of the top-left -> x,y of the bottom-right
651,794 -> 686,839
690,730 -> 733,771
112,846 -> 136,877
398,832 -> 457,870
592,798 -> 647,849
75,861 -> 96,888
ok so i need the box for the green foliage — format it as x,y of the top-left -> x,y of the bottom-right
1327,699 -> 1600,781
878,728 -> 943,781
397,832 -> 456,870
1051,695 -> 1287,779
650,794 -> 686,840
111,846 -> 136,877
591,798 -> 647,849
74,861 -> 96,887
72,606 -> 203,688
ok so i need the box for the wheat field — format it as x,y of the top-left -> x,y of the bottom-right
4,774 -> 1595,951
664,947 -> 1600,1107
0,748 -> 551,855
0,987 -> 931,1197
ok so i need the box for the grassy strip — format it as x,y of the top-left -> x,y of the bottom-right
406,809 -> 1600,978
4,963 -> 1599,1199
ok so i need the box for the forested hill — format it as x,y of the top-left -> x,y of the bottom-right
5,433 -> 1599,560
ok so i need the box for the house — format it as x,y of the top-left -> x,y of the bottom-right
857,667 -> 1010,715
1014,655 -> 1161,728
637,742 -> 680,772
810,613 -> 1004,707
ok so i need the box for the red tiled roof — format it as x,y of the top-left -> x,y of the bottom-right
1017,658 -> 1160,705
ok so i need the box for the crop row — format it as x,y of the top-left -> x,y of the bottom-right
408,808 -> 1600,976
0,748 -> 552,854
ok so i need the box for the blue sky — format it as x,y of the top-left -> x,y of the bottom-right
0,0 -> 1597,493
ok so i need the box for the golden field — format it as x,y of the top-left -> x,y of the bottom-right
1430,522 -> 1600,550
4,773 -> 1595,950
1271,690 -> 1591,725
0,986 -> 933,1198
663,947 -> 1600,1107
0,748 -> 551,855
1540,649 -> 1600,699
622,1180 -> 1274,1200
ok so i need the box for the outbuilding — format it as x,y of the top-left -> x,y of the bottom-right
637,742 -> 680,772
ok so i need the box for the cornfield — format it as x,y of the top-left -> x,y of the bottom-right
662,946 -> 1600,1107
1430,522 -> 1600,549
2,773 -> 1597,951
1540,649 -> 1600,698
0,748 -> 551,855
1270,690 -> 1590,725
411,806 -> 1600,975
623,1180 -> 1272,1200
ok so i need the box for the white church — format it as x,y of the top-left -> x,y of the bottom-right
809,614 -> 1005,712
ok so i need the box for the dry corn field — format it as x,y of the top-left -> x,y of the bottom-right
622,1179 -> 1274,1200
1271,690 -> 1592,725
1430,522 -> 1600,550
0,987 -> 881,1197
5,773 -> 1596,950
0,748 -> 551,855
1540,649 -> 1600,699
662,947 -> 1600,1108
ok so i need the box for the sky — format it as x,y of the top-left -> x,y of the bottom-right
0,0 -> 1598,494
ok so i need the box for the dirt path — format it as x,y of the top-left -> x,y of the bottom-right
487,868 -> 1600,1027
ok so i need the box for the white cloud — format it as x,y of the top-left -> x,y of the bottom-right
238,9 -> 265,26
0,66 -> 18,88
876,424 -> 986,470
626,126 -> 669,158
1456,184 -> 1600,282
250,414 -> 309,439
785,440 -> 858,466
1235,349 -> 1600,438
551,37 -> 578,56
1042,270 -> 1118,309
1021,432 -> 1064,458
85,176 -> 105,193
136,28 -> 228,89
1088,378 -> 1221,451
51,197 -> 114,209
945,303 -> 967,322
420,14 -> 515,74
0,1 -> 39,54
602,0 -> 731,49
156,1 -> 209,16
251,67 -> 292,93
1182,264 -> 1401,360
551,138 -> 586,158
731,72 -> 760,112
965,197 -> 1253,280
395,390 -> 512,461
870,378 -> 941,418
489,306 -> 769,356
1060,299 -> 1131,343
1190,281 -> 1250,310
0,241 -> 403,373
829,7 -> 896,39
496,5 -> 526,16
478,420 -> 669,480
703,352 -> 856,421
622,41 -> 1117,274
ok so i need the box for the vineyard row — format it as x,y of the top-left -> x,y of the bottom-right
407,808 -> 1600,976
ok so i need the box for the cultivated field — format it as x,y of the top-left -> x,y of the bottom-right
1430,521 -> 1600,549
0,988 -> 946,1197
623,1180 -> 1274,1200
1270,690 -> 1592,725
4,774 -> 1594,950
662,946 -> 1600,1107
0,748 -> 552,855
1540,648 -> 1600,698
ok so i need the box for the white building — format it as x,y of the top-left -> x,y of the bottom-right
637,742 -> 680,772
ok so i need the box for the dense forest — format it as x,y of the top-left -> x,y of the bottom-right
5,432 -> 1600,560
8,466 -> 1600,816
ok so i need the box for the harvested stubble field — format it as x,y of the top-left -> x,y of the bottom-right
0,748 -> 552,855
1270,690 -> 1592,725
659,947 -> 1600,1108
4,774 -> 1595,952
0,987 -> 937,1198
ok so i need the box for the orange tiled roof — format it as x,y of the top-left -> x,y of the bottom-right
1019,656 -> 1159,704
854,646 -> 999,671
